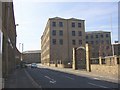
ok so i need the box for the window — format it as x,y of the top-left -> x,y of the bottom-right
103,53 -> 105,56
106,34 -> 109,37
101,40 -> 104,44
86,41 -> 88,43
59,22 -> 63,27
59,39 -> 63,45
101,34 -> 103,38
79,40 -> 82,45
91,35 -> 93,39
86,35 -> 88,39
59,30 -> 63,36
96,41 -> 98,44
72,40 -> 76,45
52,22 -> 56,27
106,46 -> 109,50
72,31 -> 75,36
78,23 -> 81,28
52,39 -> 56,45
72,22 -> 75,27
91,41 -> 94,44
92,53 -> 95,57
78,31 -> 82,36
106,40 -> 109,44
52,30 -> 56,36
96,35 -> 98,38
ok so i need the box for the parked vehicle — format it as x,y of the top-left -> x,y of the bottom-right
31,63 -> 37,68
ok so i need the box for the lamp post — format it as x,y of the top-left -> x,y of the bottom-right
19,43 -> 24,61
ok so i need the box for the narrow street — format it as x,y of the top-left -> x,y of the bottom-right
5,65 -> 119,89
25,66 -> 118,89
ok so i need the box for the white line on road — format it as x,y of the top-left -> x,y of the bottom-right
44,76 -> 56,84
63,75 -> 75,80
88,82 -> 109,88
93,78 -> 101,80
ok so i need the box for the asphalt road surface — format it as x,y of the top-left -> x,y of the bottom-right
25,66 -> 119,89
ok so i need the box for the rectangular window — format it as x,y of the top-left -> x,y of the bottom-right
52,22 -> 56,27
59,39 -> 63,45
78,31 -> 82,36
96,41 -> 98,44
106,46 -> 109,50
91,35 -> 93,39
101,34 -> 103,38
52,39 -> 56,45
91,41 -> 94,44
72,40 -> 76,45
78,23 -> 81,28
106,34 -> 109,37
106,40 -> 109,44
86,35 -> 88,39
72,31 -> 75,36
72,22 -> 75,27
96,35 -> 98,38
79,40 -> 82,45
52,30 -> 56,36
59,30 -> 63,36
59,22 -> 63,27
101,40 -> 104,44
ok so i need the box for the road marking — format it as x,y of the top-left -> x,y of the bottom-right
88,82 -> 109,88
24,69 -> 42,88
44,76 -> 56,84
63,75 -> 74,80
93,78 -> 100,80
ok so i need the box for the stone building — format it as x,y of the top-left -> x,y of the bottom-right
41,17 -> 85,67
85,31 -> 112,58
111,42 -> 120,56
0,1 -> 17,88
22,50 -> 41,64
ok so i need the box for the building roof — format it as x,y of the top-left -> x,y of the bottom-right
49,17 -> 65,20
49,17 -> 84,21
23,50 -> 41,54
112,42 -> 120,45
86,30 -> 111,34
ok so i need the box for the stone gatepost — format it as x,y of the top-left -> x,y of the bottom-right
72,48 -> 77,70
86,44 -> 91,72
114,55 -> 118,65
99,57 -> 102,65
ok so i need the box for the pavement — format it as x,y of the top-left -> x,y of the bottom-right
4,68 -> 41,88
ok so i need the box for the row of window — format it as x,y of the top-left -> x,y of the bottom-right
86,40 -> 110,44
52,30 -> 63,36
52,30 -> 82,36
86,34 -> 110,39
52,39 -> 82,45
52,22 -> 82,28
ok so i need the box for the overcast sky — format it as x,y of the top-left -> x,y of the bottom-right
13,0 -> 119,52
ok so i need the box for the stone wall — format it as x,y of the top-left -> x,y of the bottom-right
91,65 -> 118,76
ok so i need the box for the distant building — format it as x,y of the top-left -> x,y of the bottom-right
112,41 -> 120,56
41,17 -> 85,66
85,31 -> 112,58
23,50 -> 41,64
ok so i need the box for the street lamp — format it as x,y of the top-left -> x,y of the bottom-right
19,43 -> 24,61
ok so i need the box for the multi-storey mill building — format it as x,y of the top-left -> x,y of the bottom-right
85,31 -> 112,58
41,17 -> 85,66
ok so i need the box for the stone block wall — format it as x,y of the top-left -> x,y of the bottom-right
91,65 -> 118,76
